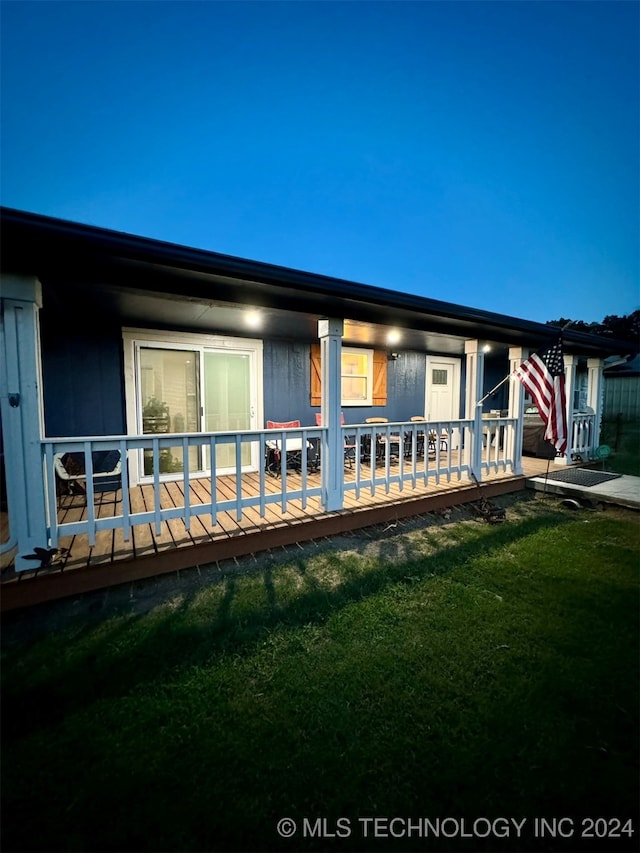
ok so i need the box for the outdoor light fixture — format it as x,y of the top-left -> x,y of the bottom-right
482,344 -> 492,353
245,310 -> 262,329
387,329 -> 401,345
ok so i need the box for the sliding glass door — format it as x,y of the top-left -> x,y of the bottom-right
203,351 -> 253,469
126,332 -> 262,481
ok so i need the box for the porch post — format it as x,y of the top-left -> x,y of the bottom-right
507,347 -> 528,476
318,319 -> 344,511
556,354 -> 577,465
464,340 -> 485,481
587,357 -> 604,455
0,275 -> 49,570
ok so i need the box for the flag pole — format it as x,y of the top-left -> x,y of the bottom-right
475,372 -> 513,408
475,323 -> 571,411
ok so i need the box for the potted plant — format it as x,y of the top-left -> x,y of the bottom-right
142,397 -> 170,433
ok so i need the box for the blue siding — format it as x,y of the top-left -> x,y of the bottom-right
264,343 -> 426,426
482,353 -> 510,413
40,315 -> 125,437
263,341 -> 315,426
40,320 -> 511,439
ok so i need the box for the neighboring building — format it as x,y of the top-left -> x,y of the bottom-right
603,354 -> 640,421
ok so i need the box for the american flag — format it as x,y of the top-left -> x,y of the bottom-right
515,337 -> 568,454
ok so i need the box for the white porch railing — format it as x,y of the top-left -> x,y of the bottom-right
568,412 -> 597,460
479,417 -> 519,476
43,426 -> 324,549
344,420 -> 474,498
40,418 -> 519,558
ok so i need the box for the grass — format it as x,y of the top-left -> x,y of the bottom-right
2,496 -> 638,853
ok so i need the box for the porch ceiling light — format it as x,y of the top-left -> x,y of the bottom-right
245,310 -> 263,329
482,344 -> 492,353
387,329 -> 401,345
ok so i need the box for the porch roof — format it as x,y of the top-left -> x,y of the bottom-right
1,206 -> 631,358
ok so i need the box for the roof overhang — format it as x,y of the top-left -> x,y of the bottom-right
1,206 -> 633,358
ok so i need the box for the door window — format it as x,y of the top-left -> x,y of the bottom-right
139,347 -> 201,474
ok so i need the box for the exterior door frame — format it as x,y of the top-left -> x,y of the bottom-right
425,356 -> 461,444
122,328 -> 263,485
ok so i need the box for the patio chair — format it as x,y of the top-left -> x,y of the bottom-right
265,420 -> 318,476
53,450 -> 122,505
404,417 -> 427,458
314,413 -> 357,468
408,416 -> 448,456
364,417 -> 400,464
428,430 -> 449,453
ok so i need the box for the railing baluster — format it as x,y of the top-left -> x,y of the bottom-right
119,439 -> 131,542
300,428 -> 308,509
44,443 -> 59,548
279,430 -> 288,513
353,428 -> 362,499
183,436 -> 191,531
84,440 -> 97,546
258,434 -> 266,517
152,437 -> 162,535
235,434 -> 243,521
209,436 -> 217,525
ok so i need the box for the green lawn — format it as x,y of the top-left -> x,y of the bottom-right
599,418 -> 640,476
2,497 -> 638,853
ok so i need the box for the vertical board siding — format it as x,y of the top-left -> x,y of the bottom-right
40,311 -> 125,437
482,354 -> 510,412
264,341 -> 314,425
603,377 -> 640,421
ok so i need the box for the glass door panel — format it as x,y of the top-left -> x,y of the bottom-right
204,351 -> 252,470
139,347 -> 202,475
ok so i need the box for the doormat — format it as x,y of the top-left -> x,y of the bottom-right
544,468 -> 622,488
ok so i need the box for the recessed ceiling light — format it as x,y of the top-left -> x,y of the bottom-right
245,310 -> 262,328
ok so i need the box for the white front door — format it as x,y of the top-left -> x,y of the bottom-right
425,357 -> 461,445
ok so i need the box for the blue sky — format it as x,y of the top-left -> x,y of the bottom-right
1,0 -> 638,325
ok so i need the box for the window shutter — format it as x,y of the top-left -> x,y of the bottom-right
310,344 -> 321,406
310,344 -> 387,406
372,350 -> 388,406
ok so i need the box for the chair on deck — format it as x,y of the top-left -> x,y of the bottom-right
364,417 -> 400,464
53,450 -> 122,505
408,417 -> 448,456
314,413 -> 357,468
265,420 -> 318,476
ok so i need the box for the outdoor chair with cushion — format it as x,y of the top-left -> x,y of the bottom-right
265,420 -> 318,476
314,413 -> 357,468
363,417 -> 400,464
54,449 -> 122,504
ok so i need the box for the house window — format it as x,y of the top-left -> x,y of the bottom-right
341,348 -> 373,405
310,344 -> 387,407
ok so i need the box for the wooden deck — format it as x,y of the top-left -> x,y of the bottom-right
1,456 -> 555,610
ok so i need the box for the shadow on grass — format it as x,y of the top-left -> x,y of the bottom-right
2,505 -> 638,853
3,508 -> 573,737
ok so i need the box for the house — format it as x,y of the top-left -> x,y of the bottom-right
0,207 -> 631,606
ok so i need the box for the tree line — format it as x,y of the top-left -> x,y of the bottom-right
546,310 -> 639,344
